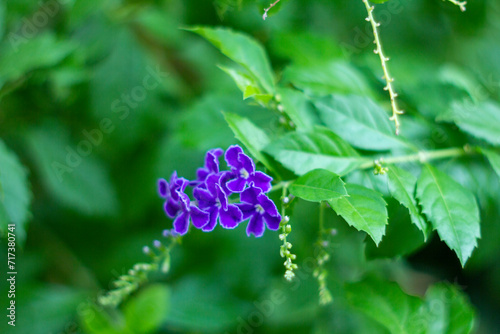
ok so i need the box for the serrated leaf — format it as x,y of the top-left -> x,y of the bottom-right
0,140 -> 31,245
481,148 -> 500,179
265,127 -> 368,176
124,284 -> 170,334
416,164 -> 480,266
422,283 -> 476,334
223,112 -> 276,174
314,94 -> 414,151
189,26 -> 275,94
387,166 -> 430,239
290,169 -> 347,202
440,100 -> 500,145
328,184 -> 387,245
345,276 -> 425,334
25,122 -> 119,216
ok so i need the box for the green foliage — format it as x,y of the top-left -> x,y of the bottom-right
0,140 -> 31,244
416,164 -> 480,266
1,0 -> 499,333
289,169 -> 347,202
328,184 -> 387,246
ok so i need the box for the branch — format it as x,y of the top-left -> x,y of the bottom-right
362,0 -> 404,135
263,0 -> 281,20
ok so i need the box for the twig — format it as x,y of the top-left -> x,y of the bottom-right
362,0 -> 404,135
445,0 -> 467,12
263,0 -> 281,20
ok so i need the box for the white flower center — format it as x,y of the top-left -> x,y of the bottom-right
255,204 -> 265,214
240,168 -> 250,179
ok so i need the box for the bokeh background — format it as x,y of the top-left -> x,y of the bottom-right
0,0 -> 499,333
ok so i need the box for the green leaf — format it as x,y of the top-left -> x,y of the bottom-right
328,184 -> 387,245
481,148 -> 500,179
387,166 -> 430,239
416,164 -> 480,266
123,284 -> 170,334
265,127 -> 368,176
440,100 -> 500,145
345,276 -> 425,334
79,303 -> 127,334
25,122 -> 119,216
218,64 -> 273,104
314,94 -> 414,151
189,26 -> 275,94
283,61 -> 372,96
0,140 -> 31,245
0,32 -> 75,89
223,112 -> 276,174
277,87 -> 318,130
422,283 -> 476,334
290,169 -> 347,202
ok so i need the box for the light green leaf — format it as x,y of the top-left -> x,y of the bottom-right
189,26 -> 275,94
290,169 -> 347,202
422,283 -> 476,334
124,284 -> 170,334
79,303 -> 127,334
416,164 -> 480,266
223,112 -> 276,174
0,140 -> 31,245
314,94 -> 414,151
345,276 -> 425,334
218,65 -> 273,104
265,127 -> 368,176
25,122 -> 119,216
283,61 -> 372,96
387,166 -> 430,239
277,87 -> 318,130
440,100 -> 500,145
328,184 -> 387,245
481,148 -> 500,179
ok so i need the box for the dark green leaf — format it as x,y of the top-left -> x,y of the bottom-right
314,94 -> 414,151
265,127 -> 368,176
189,26 -> 275,94
387,166 -> 430,239
290,169 -> 347,202
328,184 -> 387,245
0,140 -> 31,245
25,122 -> 119,216
416,164 -> 480,266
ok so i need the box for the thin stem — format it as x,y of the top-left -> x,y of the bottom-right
445,0 -> 467,12
263,0 -> 281,20
362,0 -> 403,135
359,146 -> 477,170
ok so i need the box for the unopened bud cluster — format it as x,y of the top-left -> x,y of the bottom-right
279,211 -> 298,281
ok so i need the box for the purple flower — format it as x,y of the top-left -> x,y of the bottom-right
224,145 -> 272,193
237,185 -> 281,237
158,171 -> 189,218
173,192 -> 210,235
193,174 -> 243,231
196,148 -> 223,183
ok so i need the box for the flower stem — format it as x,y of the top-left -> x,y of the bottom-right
445,0 -> 467,12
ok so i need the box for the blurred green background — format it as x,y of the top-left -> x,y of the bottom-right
0,0 -> 499,333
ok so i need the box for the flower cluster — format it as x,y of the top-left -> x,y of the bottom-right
158,145 -> 281,237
